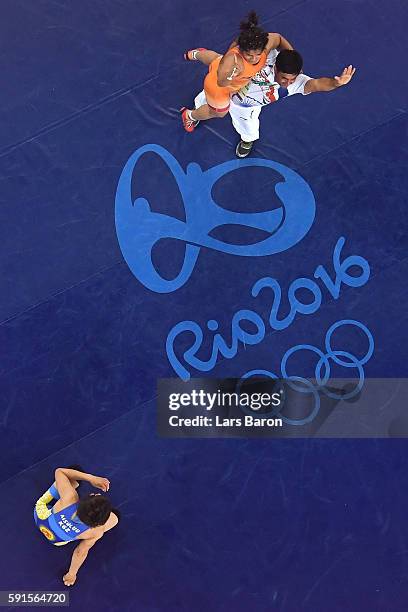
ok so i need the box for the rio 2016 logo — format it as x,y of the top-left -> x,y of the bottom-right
115,144 -> 316,293
115,145 -> 374,403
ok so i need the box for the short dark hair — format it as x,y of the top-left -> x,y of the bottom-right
77,495 -> 112,527
237,11 -> 269,53
275,50 -> 303,75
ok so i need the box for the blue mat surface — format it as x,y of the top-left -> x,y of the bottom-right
1,0 -> 407,609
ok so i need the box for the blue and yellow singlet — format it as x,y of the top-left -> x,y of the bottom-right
33,483 -> 89,545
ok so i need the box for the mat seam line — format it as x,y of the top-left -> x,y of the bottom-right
0,0 -> 308,160
0,259 -> 124,327
0,75 -> 160,160
297,110 -> 407,170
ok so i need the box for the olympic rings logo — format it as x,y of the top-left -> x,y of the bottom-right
239,319 -> 374,426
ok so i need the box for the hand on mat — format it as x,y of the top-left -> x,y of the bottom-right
63,572 -> 77,587
335,65 -> 356,86
90,476 -> 110,492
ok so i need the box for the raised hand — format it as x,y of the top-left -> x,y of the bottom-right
334,65 -> 356,86
89,476 -> 110,492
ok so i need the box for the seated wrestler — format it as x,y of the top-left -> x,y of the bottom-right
181,10 -> 293,132
33,465 -> 119,586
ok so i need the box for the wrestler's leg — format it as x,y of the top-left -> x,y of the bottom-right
191,104 -> 229,120
194,90 -> 206,108
229,102 -> 262,157
193,91 -> 230,120
182,63 -> 229,130
182,103 -> 228,131
229,102 -> 261,142
189,82 -> 230,120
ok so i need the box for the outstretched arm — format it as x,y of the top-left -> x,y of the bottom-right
62,513 -> 119,586
304,65 -> 356,94
63,536 -> 102,586
63,512 -> 118,586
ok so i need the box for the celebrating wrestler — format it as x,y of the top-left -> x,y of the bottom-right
181,11 -> 293,132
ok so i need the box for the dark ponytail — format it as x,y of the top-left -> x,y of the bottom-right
237,11 -> 268,53
240,10 -> 259,31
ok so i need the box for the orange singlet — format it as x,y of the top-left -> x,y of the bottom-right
204,46 -> 267,112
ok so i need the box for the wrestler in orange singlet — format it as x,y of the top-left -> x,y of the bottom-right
181,11 -> 293,132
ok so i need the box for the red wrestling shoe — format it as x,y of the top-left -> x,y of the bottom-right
181,107 -> 199,133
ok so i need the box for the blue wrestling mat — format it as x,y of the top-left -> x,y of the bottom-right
1,0 -> 407,609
